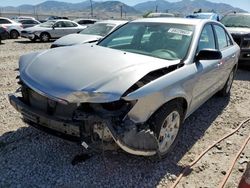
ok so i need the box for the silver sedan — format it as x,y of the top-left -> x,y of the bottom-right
20,19 -> 86,42
9,18 -> 240,157
50,20 -> 127,48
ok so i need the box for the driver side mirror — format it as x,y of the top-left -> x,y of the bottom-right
196,49 -> 222,61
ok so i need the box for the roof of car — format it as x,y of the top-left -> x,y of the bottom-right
226,12 -> 250,16
131,17 -> 205,25
74,18 -> 98,21
194,12 -> 218,15
96,20 -> 128,25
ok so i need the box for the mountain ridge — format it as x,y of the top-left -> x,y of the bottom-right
0,0 -> 246,17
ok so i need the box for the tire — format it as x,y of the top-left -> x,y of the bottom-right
148,101 -> 184,157
218,69 -> 235,97
30,37 -> 37,42
40,32 -> 50,42
10,30 -> 19,39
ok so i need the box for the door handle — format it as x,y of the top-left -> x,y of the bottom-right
217,60 -> 224,67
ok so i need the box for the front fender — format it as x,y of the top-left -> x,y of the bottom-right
123,65 -> 197,123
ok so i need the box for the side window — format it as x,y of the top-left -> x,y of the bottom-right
64,21 -> 77,27
214,25 -> 228,50
54,21 -> 65,28
197,24 -> 216,52
0,18 -> 11,24
226,33 -> 233,46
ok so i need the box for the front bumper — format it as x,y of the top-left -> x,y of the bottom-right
21,33 -> 36,40
238,49 -> 250,66
8,91 -> 158,156
8,93 -> 83,142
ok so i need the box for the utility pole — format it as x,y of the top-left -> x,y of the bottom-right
120,5 -> 123,18
155,5 -> 158,13
89,0 -> 93,18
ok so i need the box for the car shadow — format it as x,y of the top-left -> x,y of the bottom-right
0,95 -> 230,187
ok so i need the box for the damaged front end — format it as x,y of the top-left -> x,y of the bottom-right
9,81 -> 159,156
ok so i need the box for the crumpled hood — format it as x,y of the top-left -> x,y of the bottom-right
52,33 -> 102,46
19,44 -> 180,103
226,27 -> 250,35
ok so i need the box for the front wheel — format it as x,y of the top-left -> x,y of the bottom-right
30,37 -> 37,42
40,33 -> 50,42
148,101 -> 184,157
218,69 -> 235,97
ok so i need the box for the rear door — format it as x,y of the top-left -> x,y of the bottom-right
213,24 -> 237,87
63,21 -> 80,35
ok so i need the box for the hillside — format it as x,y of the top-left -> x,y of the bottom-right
0,0 -> 246,18
134,0 -> 245,14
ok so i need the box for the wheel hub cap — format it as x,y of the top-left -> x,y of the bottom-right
158,111 -> 180,153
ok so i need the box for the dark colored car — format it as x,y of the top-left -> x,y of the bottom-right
73,18 -> 97,26
0,26 -> 9,43
221,13 -> 250,67
46,16 -> 69,21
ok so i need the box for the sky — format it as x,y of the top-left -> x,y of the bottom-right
1,0 -> 250,11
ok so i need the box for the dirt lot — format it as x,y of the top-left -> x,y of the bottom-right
0,38 -> 249,188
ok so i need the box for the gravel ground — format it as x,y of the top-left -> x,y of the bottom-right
0,38 -> 249,188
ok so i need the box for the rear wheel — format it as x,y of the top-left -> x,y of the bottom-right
218,69 -> 235,97
10,30 -> 19,39
148,101 -> 184,157
40,32 -> 50,42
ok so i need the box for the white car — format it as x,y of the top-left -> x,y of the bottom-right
0,17 -> 23,39
51,20 -> 127,48
20,20 -> 86,42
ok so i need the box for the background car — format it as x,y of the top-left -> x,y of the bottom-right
186,12 -> 220,21
9,18 -> 240,158
51,20 -> 127,48
17,19 -> 41,28
221,13 -> 250,67
73,18 -> 98,26
0,17 -> 23,39
21,19 -> 86,42
146,12 -> 175,18
12,16 -> 36,20
0,26 -> 9,43
45,16 -> 69,21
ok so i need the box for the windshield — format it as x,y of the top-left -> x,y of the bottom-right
221,14 -> 250,28
80,23 -> 115,36
39,20 -> 56,28
98,22 -> 194,60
